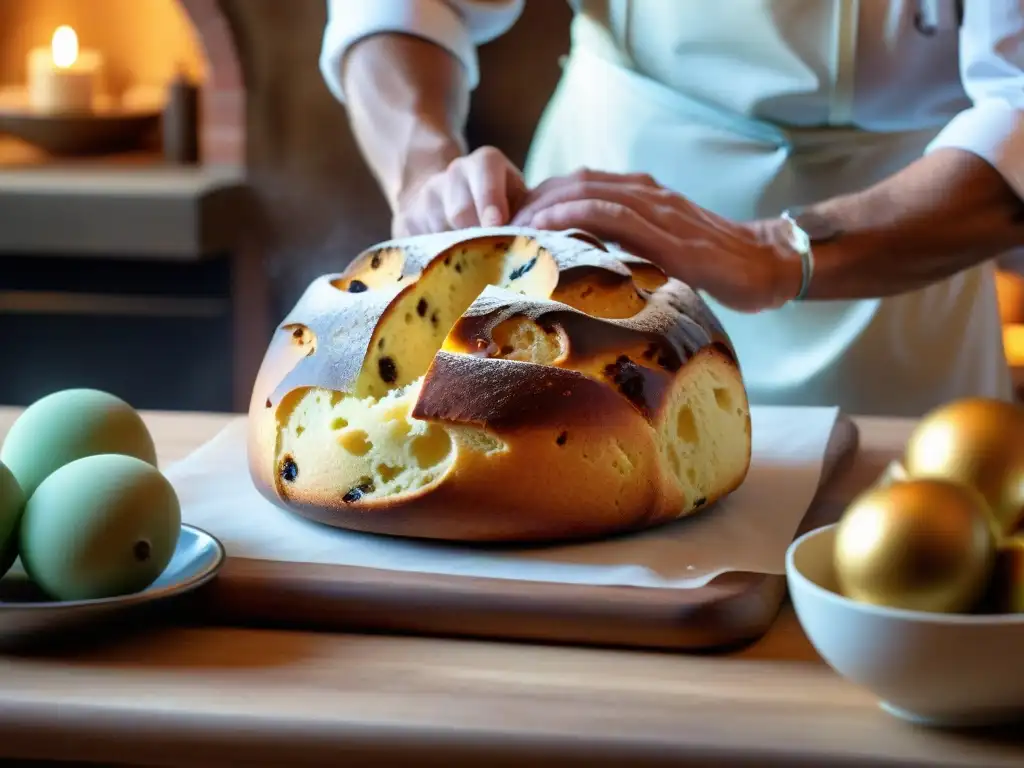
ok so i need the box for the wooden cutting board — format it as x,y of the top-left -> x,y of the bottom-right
190,414 -> 860,652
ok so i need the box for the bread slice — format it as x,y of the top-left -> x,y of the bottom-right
248,227 -> 751,542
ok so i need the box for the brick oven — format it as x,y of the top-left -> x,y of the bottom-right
0,0 -> 258,414
0,0 -> 242,164
176,0 -> 243,166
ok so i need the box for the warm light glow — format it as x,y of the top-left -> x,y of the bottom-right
51,25 -> 79,69
1004,324 -> 1024,366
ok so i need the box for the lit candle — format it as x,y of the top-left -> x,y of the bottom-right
27,26 -> 102,114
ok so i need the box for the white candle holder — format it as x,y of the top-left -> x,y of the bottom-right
0,26 -> 163,157
27,26 -> 101,115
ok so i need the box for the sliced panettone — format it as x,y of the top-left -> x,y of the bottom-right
247,227 -> 751,543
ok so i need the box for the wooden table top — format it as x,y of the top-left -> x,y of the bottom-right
0,407 -> 1021,767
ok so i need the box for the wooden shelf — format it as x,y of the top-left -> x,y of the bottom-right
0,135 -> 164,168
0,139 -> 250,259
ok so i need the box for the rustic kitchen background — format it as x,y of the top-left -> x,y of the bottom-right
0,0 -> 1021,414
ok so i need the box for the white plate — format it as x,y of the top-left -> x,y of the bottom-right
787,523 -> 1024,728
0,524 -> 224,642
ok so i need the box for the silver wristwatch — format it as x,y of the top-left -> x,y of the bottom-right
779,207 -> 839,301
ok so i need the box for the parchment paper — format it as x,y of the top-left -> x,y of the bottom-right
164,405 -> 839,590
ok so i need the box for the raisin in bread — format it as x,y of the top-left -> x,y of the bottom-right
247,227 -> 751,543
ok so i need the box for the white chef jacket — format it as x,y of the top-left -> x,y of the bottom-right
318,1 -> 1024,416
320,0 -> 1024,196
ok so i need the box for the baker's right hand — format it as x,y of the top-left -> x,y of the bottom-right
392,146 -> 527,238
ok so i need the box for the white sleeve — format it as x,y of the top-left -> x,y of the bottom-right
927,0 -> 1024,199
319,0 -> 525,103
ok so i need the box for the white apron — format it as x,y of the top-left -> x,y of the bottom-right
524,1 -> 1012,418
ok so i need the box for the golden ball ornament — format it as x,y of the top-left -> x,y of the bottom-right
834,478 -> 996,613
904,397 -> 1024,536
977,537 -> 1024,614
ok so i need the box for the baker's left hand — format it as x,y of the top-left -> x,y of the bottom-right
511,169 -> 804,312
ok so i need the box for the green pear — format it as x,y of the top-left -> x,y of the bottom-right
20,454 -> 180,602
0,388 -> 157,498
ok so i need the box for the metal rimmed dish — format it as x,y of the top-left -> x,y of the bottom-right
0,523 -> 224,643
786,523 -> 1024,728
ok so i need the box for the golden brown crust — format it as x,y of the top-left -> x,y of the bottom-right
414,351 -> 649,429
246,227 -> 751,543
250,347 -> 749,543
282,365 -> 665,542
446,282 -> 734,400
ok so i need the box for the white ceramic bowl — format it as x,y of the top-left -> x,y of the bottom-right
786,523 -> 1024,727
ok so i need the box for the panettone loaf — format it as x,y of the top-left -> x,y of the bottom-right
247,227 -> 751,543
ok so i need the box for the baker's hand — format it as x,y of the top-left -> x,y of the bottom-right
511,170 -> 804,312
393,146 -> 528,238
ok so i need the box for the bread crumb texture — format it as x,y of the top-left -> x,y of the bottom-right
249,228 -> 751,542
273,380 -> 505,507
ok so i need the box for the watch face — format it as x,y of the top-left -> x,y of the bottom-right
791,209 -> 841,243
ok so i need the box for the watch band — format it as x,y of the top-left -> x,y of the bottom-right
780,209 -> 815,301
780,206 -> 842,301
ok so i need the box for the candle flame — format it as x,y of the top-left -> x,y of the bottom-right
51,25 -> 79,69
1004,325 -> 1024,366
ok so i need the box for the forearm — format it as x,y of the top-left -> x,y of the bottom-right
341,34 -> 470,209
774,148 -> 1024,300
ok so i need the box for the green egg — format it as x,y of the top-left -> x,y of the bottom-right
0,460 -> 24,579
0,388 -> 157,498
20,453 -> 181,602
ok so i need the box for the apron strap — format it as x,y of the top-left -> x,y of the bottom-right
828,0 -> 860,126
